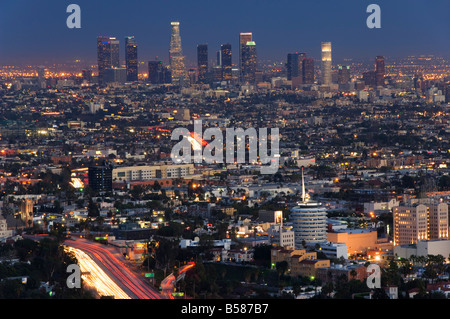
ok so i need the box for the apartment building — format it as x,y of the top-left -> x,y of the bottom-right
393,199 -> 449,246
112,163 -> 195,181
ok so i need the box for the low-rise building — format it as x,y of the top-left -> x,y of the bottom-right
290,259 -> 330,278
316,264 -> 367,284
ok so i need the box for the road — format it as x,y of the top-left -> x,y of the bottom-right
64,237 -> 163,299
160,262 -> 195,299
65,245 -> 131,299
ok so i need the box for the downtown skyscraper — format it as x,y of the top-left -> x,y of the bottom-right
287,52 -> 306,81
97,36 -> 120,84
169,22 -> 188,86
321,42 -> 332,86
197,44 -> 208,84
239,32 -> 253,81
302,57 -> 315,84
125,36 -> 138,82
221,43 -> 232,81
375,56 -> 385,87
287,53 -> 315,85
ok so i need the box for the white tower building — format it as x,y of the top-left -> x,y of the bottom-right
290,168 -> 328,247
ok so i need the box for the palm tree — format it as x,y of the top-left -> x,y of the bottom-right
350,269 -> 357,280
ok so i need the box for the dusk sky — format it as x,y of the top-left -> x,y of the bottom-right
0,0 -> 449,67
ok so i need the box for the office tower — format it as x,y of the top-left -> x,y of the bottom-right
88,165 -> 113,192
287,53 -> 306,81
148,61 -> 171,84
375,56 -> 385,86
125,36 -> 138,82
103,68 -> 127,84
221,43 -> 232,81
393,199 -> 449,246
82,69 -> 93,83
169,22 -> 188,86
241,41 -> 257,83
197,44 -> 208,84
337,65 -> 350,84
290,169 -> 328,247
321,42 -> 332,85
217,50 -> 222,66
363,71 -> 377,87
37,66 -> 46,88
97,36 -> 120,84
211,66 -> 223,82
239,32 -> 253,79
268,211 -> 295,249
302,58 -> 315,84
188,68 -> 197,86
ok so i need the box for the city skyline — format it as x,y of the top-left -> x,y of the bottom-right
1,0 -> 450,66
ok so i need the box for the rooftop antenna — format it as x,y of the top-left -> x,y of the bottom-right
301,166 -> 306,202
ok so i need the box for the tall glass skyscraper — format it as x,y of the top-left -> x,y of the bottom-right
125,36 -> 138,82
197,44 -> 208,84
241,41 -> 257,83
169,22 -> 188,86
375,56 -> 385,87
221,43 -> 232,81
321,42 -> 332,86
239,32 -> 253,80
97,36 -> 120,84
148,61 -> 171,84
302,57 -> 315,84
287,53 -> 306,81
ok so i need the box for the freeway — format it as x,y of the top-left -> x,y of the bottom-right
160,262 -> 195,299
64,237 -> 163,299
65,246 -> 131,299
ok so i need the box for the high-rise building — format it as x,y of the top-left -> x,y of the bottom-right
148,61 -> 171,84
241,41 -> 257,84
197,44 -> 208,84
125,36 -> 138,82
221,43 -> 232,81
188,68 -> 197,86
393,199 -> 449,246
239,32 -> 253,79
169,22 -> 188,86
82,69 -> 93,83
363,71 -> 377,87
37,66 -> 46,88
103,67 -> 127,84
302,58 -> 315,84
321,42 -> 332,86
216,50 -> 222,66
211,66 -> 223,83
287,53 -> 306,81
375,56 -> 385,87
337,65 -> 350,84
97,36 -> 120,84
290,169 -> 328,247
88,165 -> 113,192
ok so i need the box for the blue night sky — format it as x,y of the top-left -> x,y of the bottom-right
0,0 -> 449,66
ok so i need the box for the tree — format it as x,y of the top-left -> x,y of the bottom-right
276,261 -> 289,277
321,282 -> 334,298
253,244 -> 272,268
371,288 -> 389,299
87,198 -> 99,217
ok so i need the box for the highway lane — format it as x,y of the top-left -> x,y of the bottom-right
64,238 -> 164,299
160,262 -> 195,299
65,246 -> 131,299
